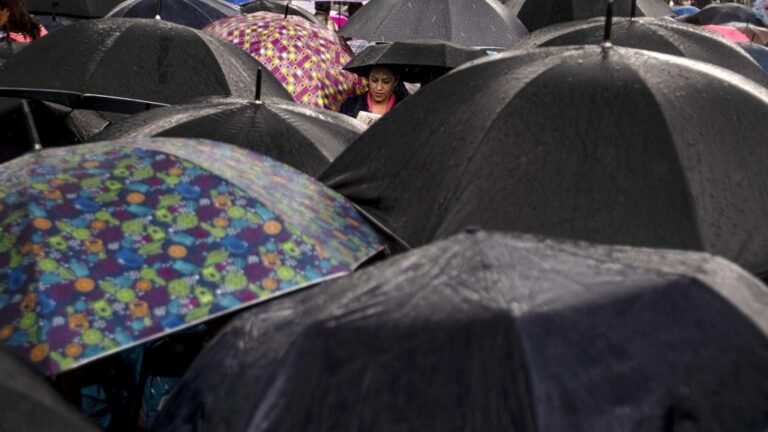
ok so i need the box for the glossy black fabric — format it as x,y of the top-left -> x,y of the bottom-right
240,0 -> 324,26
344,39 -> 498,84
154,231 -> 768,432
506,0 -> 671,32
106,0 -> 240,29
320,45 -> 768,275
513,17 -> 768,86
0,348 -> 100,431
91,97 -> 364,176
0,18 -> 291,113
339,0 -> 528,47
26,0 -> 124,17
677,2 -> 764,26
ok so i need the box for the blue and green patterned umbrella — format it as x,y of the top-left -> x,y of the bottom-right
0,138 -> 384,375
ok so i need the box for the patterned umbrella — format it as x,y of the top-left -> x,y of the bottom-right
204,12 -> 367,111
0,138 -> 384,375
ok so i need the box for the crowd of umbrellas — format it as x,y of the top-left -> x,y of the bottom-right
2,0 -> 768,430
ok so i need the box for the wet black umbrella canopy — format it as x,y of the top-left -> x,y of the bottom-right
0,18 -> 291,113
91,96 -> 365,177
339,0 -> 528,47
506,0 -> 671,32
321,44 -> 768,276
512,17 -> 768,86
106,0 -> 241,29
344,39 -> 500,84
154,231 -> 768,432
677,2 -> 765,26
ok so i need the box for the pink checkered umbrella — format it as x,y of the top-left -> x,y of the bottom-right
203,12 -> 366,111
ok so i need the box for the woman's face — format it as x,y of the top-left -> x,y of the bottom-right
368,67 -> 397,104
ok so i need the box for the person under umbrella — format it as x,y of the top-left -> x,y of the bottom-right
153,230 -> 768,432
0,0 -> 47,42
338,65 -> 407,126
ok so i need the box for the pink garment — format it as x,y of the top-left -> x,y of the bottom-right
6,24 -> 47,42
366,92 -> 396,114
703,24 -> 750,43
330,12 -> 347,28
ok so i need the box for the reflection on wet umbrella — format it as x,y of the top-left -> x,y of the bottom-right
26,0 -> 125,18
0,347 -> 100,431
91,95 -> 366,177
107,0 -> 240,30
204,12 -> 366,110
321,44 -> 768,276
0,137 -> 384,375
240,0 -> 324,26
154,231 -> 768,432
339,0 -> 528,47
677,2 -> 764,26
0,18 -> 291,114
506,0 -> 670,32
512,17 -> 768,85
344,39 -> 500,84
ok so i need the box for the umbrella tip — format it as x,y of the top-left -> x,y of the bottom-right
284,0 -> 291,19
630,0 -> 637,19
255,67 -> 263,103
602,0 -> 614,50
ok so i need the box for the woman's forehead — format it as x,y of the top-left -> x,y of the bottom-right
369,68 -> 395,79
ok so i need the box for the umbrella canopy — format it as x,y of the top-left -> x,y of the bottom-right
204,13 -> 366,111
338,0 -> 528,48
0,99 -> 118,164
240,0 -> 324,26
506,0 -> 671,32
26,0 -> 125,17
107,0 -> 240,29
154,231 -> 768,432
90,97 -> 365,177
724,21 -> 768,45
512,17 -> 768,86
344,39 -> 499,84
320,45 -> 768,276
677,2 -> 764,26
0,18 -> 292,114
0,348 -> 100,431
702,23 -> 751,42
739,41 -> 768,71
0,137 -> 384,375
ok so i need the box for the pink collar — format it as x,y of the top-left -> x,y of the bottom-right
366,92 -> 396,114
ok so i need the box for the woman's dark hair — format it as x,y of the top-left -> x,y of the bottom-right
0,0 -> 42,40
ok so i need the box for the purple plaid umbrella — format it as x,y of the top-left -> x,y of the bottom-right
0,137 -> 384,374
204,12 -> 367,111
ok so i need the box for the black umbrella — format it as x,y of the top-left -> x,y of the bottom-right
0,18 -> 291,114
107,0 -> 240,29
26,0 -> 126,17
153,231 -> 768,432
338,0 -> 528,48
91,96 -> 365,176
320,44 -> 768,276
344,39 -> 500,84
677,2 -> 764,26
739,41 -> 768,71
506,0 -> 671,32
0,98 -> 117,163
240,0 -> 324,26
0,348 -> 101,431
512,17 -> 768,86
